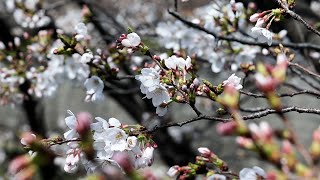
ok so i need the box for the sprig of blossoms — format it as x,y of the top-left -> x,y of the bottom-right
60,110 -> 156,173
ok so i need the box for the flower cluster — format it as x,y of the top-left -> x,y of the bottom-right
135,68 -> 170,116
62,110 -> 156,173
6,0 -> 50,29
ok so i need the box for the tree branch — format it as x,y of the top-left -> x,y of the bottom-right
168,10 -> 320,51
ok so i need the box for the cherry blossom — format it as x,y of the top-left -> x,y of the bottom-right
64,110 -> 78,140
135,68 -> 160,92
144,84 -> 170,107
135,147 -> 154,169
207,174 -> 227,180
167,165 -> 179,178
222,74 -> 243,90
64,149 -> 81,173
121,32 -> 141,47
104,127 -> 128,152
251,27 -> 273,46
84,76 -> 105,102
164,55 -> 192,70
74,23 -> 88,41
80,52 -> 93,64
239,166 -> 266,180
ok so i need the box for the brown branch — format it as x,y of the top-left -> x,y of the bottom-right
275,0 -> 320,38
168,10 -> 320,51
289,62 -> 320,79
290,67 -> 320,91
240,89 -> 320,98
148,106 -> 320,133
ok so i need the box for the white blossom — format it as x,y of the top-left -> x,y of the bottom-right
80,52 -> 93,64
167,166 -> 179,178
75,23 -> 88,41
84,76 -> 105,102
135,68 -> 160,92
164,55 -> 192,70
251,27 -> 273,46
135,147 -> 154,169
145,84 -> 170,107
104,128 -> 128,152
207,174 -> 227,180
121,32 -> 141,47
64,110 -> 78,140
126,136 -> 137,150
222,74 -> 243,90
239,166 -> 266,180
64,149 -> 81,173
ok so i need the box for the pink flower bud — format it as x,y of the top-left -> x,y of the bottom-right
248,2 -> 256,10
76,112 -> 92,135
282,140 -> 293,154
20,132 -> 36,146
249,13 -> 261,22
236,136 -> 254,149
255,74 -> 277,92
167,165 -> 180,177
276,53 -> 288,66
216,121 -> 237,135
255,18 -> 265,27
313,127 -> 320,142
153,55 -> 161,61
198,147 -> 211,157
9,155 -> 31,174
112,152 -> 134,173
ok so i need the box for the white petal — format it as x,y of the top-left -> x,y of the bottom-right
65,116 -> 77,129
108,118 -> 121,127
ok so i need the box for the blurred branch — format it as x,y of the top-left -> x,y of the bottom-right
289,62 -> 320,79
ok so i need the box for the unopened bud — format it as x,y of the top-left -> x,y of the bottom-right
198,147 -> 211,157
112,152 -> 134,173
76,112 -> 92,135
20,132 -> 36,146
167,165 -> 180,177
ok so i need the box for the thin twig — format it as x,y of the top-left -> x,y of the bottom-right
168,10 -> 320,51
290,67 -> 320,91
289,62 -> 320,79
275,0 -> 320,38
148,106 -> 320,133
240,89 -> 320,98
